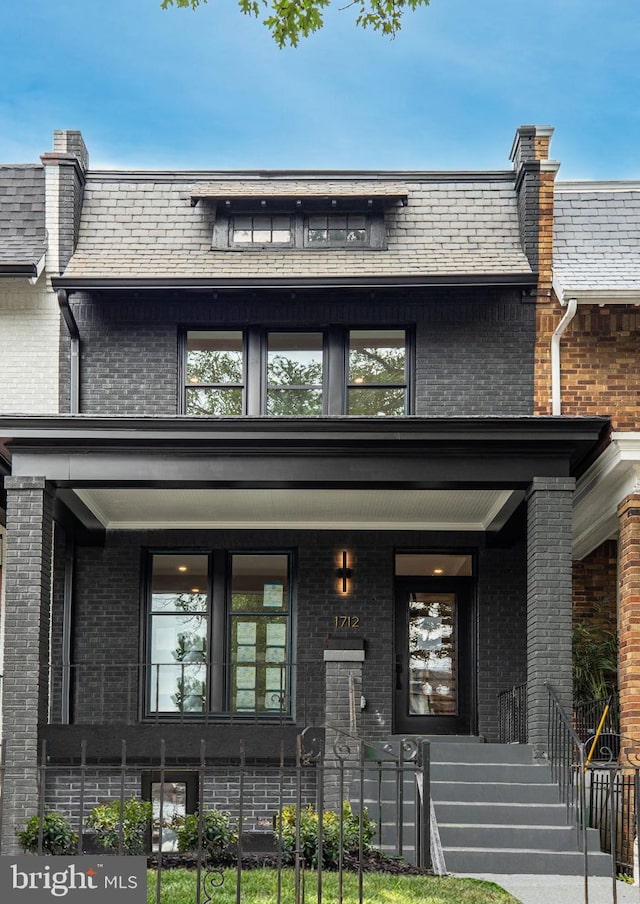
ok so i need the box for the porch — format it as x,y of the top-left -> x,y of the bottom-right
0,414 -> 607,851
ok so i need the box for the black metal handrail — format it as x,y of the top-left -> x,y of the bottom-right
497,683 -> 527,744
546,683 -> 590,903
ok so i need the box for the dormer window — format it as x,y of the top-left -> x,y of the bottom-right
194,183 -> 408,252
306,215 -> 368,246
232,215 -> 292,246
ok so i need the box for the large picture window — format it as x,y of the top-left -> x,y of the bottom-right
146,550 -> 293,718
182,327 -> 410,417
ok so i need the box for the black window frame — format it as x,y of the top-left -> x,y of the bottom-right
182,329 -> 247,417
229,214 -> 295,248
143,548 -> 295,721
180,326 -> 414,417
212,207 -> 386,251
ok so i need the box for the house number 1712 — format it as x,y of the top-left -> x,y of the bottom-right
334,615 -> 360,628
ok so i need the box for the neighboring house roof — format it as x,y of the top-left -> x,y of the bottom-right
554,181 -> 640,297
61,171 -> 534,284
0,165 -> 46,274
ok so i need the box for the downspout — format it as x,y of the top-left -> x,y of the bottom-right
57,289 -> 81,414
551,296 -> 578,416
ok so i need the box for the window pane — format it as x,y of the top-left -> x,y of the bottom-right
348,387 -> 406,416
149,663 -> 206,713
151,782 -> 187,852
267,388 -> 323,416
267,333 -> 323,387
349,329 -> 406,384
186,387 -> 243,416
229,554 -> 290,715
231,554 -> 289,612
232,216 -> 291,244
395,553 -> 473,577
409,593 -> 457,716
230,616 -> 288,713
306,215 -> 369,245
151,555 -> 208,612
149,554 -> 209,713
187,331 -> 243,384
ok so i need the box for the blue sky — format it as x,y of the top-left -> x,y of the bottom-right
1,0 -> 638,177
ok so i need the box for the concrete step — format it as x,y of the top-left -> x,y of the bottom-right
443,846 -> 612,876
434,800 -> 569,826
438,822 -> 603,853
428,741 -> 536,765
431,761 -> 553,783
432,780 -> 561,804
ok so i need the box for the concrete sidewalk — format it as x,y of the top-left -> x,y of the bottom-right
457,873 -> 640,904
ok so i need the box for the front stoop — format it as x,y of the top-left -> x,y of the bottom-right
430,741 -> 611,876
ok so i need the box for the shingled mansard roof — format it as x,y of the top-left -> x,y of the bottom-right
61,171 -> 534,283
554,181 -> 640,297
0,164 -> 46,274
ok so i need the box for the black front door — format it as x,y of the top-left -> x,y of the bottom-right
394,579 -> 474,735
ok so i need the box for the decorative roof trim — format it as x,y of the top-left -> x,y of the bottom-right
553,281 -> 640,305
52,273 -> 538,292
86,169 -> 517,184
0,263 -> 38,277
556,180 -> 640,193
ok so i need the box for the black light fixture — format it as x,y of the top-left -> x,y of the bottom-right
336,550 -> 353,594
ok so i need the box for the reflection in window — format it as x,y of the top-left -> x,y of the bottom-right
230,554 -> 290,713
307,215 -> 367,244
408,593 -> 456,717
348,329 -> 407,415
151,782 -> 186,852
186,331 -> 244,416
267,333 -> 323,416
232,215 -> 291,245
149,554 -> 209,714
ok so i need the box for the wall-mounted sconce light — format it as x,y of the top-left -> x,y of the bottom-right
336,550 -> 353,594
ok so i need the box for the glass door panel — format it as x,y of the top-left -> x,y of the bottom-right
409,592 -> 456,716
394,578 -> 473,735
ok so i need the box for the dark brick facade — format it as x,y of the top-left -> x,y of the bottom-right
48,527 -> 528,746
59,289 -> 535,418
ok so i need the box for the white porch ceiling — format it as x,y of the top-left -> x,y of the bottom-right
74,487 -> 520,532
573,433 -> 640,559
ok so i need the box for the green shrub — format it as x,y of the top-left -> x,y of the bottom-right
275,802 -> 375,868
17,811 -> 78,855
173,810 -> 236,862
86,797 -> 153,855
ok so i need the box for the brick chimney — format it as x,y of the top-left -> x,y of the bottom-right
41,130 -> 88,276
510,125 -> 559,299
511,126 -> 560,414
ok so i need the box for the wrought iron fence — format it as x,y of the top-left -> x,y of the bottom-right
574,695 -> 620,745
497,683 -> 527,744
0,729 -> 436,902
585,767 -> 639,878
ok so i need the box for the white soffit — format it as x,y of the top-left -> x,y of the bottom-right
74,487 -> 519,532
573,434 -> 640,560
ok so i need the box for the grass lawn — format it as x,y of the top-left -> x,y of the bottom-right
146,868 -> 520,904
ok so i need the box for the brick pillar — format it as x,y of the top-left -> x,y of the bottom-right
323,649 -> 364,809
618,495 -> 640,743
1,477 -> 55,853
526,477 -> 575,756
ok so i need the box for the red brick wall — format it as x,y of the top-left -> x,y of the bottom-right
617,495 -> 640,741
553,305 -> 640,429
573,539 -> 618,627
